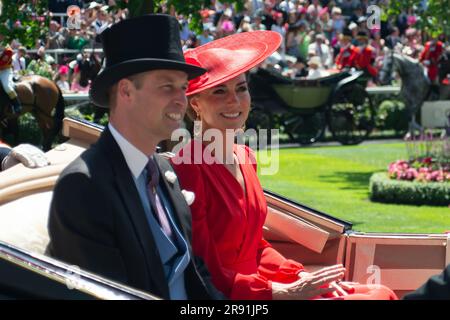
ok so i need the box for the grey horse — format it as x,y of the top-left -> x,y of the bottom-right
379,50 -> 432,133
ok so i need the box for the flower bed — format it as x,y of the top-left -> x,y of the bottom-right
370,129 -> 450,206
388,158 -> 450,183
369,172 -> 450,206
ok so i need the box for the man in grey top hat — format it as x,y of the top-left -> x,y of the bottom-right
46,14 -> 224,300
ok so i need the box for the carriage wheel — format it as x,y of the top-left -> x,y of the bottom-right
328,84 -> 375,145
246,106 -> 273,144
282,111 -> 326,145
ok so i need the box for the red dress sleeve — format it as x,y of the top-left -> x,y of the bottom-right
242,145 -> 305,283
256,238 -> 305,283
241,146 -> 305,283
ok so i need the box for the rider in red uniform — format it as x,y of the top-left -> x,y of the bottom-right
354,31 -> 378,78
335,28 -> 357,70
0,42 -> 22,114
419,37 -> 444,84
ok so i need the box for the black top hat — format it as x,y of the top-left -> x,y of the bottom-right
342,28 -> 353,39
90,14 -> 206,108
356,30 -> 369,40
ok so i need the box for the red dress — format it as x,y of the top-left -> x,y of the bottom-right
171,140 -> 304,299
171,140 -> 397,300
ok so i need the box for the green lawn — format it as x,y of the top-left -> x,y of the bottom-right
257,142 -> 450,233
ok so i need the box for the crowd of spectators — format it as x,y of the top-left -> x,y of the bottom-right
4,0 -> 450,93
8,0 -> 125,93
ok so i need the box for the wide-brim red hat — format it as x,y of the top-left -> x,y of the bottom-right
184,31 -> 282,96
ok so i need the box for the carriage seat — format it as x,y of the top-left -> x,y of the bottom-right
0,191 -> 52,254
0,119 -> 98,255
253,68 -> 292,85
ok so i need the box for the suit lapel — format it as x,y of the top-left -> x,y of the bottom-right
99,129 -> 170,298
154,153 -> 212,299
154,154 -> 193,245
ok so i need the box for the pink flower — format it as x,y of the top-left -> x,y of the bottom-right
221,20 -> 234,33
407,15 -> 417,26
405,168 -> 417,180
419,167 -> 430,174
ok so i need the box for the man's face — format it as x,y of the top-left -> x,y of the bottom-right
128,69 -> 189,142
341,38 -> 350,46
50,22 -> 59,32
98,10 -> 107,20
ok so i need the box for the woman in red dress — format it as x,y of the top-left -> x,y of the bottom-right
171,31 -> 397,300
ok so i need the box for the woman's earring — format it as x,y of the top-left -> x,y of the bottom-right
193,112 -> 202,140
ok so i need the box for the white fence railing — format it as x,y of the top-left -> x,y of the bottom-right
366,86 -> 400,95
26,48 -> 104,62
63,93 -> 89,101
51,13 -> 68,26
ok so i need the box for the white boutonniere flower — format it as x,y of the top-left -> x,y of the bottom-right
181,190 -> 195,206
164,170 -> 177,184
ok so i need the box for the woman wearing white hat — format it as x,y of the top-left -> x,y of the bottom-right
306,55 -> 330,79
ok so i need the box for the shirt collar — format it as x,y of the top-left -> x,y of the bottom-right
108,123 -> 149,179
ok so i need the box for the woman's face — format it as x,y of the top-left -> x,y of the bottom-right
190,73 -> 251,133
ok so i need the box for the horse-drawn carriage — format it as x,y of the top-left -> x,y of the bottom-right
247,68 -> 375,145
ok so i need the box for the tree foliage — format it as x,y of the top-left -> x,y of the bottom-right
385,0 -> 450,37
0,0 -> 50,48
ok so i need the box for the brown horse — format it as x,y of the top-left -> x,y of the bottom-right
0,75 -> 65,151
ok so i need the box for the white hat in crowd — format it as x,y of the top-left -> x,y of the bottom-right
308,56 -> 322,67
88,1 -> 101,10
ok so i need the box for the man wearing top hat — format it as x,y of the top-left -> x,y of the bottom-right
354,30 -> 378,78
419,35 -> 444,84
46,14 -> 223,300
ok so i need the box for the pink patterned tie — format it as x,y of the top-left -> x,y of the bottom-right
146,157 -> 173,239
